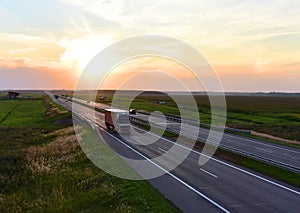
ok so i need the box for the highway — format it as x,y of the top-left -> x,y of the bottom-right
59,95 -> 300,173
147,116 -> 300,173
48,92 -> 300,213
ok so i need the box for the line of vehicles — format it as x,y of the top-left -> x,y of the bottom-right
53,94 -> 134,134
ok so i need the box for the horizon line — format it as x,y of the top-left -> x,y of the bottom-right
1,89 -> 300,94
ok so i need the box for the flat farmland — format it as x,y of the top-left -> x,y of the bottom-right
221,95 -> 300,141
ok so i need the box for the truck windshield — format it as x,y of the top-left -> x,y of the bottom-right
119,114 -> 130,124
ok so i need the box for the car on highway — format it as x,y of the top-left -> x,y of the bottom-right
129,109 -> 136,115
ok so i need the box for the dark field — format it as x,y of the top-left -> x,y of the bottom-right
195,95 -> 300,141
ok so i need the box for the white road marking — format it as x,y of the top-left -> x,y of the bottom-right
154,122 -> 170,125
103,129 -> 230,213
158,147 -> 167,153
154,125 -> 299,170
156,114 -> 300,155
229,203 -> 265,207
69,108 -> 229,212
59,98 -> 300,196
200,168 -> 218,178
135,126 -> 300,196
224,133 -> 300,154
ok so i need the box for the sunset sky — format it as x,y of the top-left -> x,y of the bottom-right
0,0 -> 300,92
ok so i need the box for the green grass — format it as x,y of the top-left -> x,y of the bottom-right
134,122 -> 178,139
0,99 -> 71,128
0,98 -> 181,212
0,100 -> 20,123
1,99 -> 47,127
212,146 -> 300,187
239,158 -> 300,187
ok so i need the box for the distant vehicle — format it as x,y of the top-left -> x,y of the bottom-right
54,95 -> 59,99
156,101 -> 166,105
129,109 -> 136,115
104,109 -> 131,134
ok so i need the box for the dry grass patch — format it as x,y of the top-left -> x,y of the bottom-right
251,130 -> 300,145
26,127 -> 81,174
44,97 -> 67,117
38,126 -> 75,138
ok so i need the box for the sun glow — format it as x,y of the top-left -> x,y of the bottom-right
58,34 -> 114,73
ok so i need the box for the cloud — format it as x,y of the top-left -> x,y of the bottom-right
0,33 -> 65,60
1,0 -> 300,91
0,67 -> 75,90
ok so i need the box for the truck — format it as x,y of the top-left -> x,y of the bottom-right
104,109 -> 131,134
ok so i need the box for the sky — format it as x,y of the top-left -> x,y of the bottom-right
0,0 -> 300,92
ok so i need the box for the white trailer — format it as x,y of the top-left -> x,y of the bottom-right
104,109 -> 131,134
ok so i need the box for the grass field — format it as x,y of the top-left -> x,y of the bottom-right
0,100 -> 19,124
0,99 -> 71,128
0,97 -> 180,212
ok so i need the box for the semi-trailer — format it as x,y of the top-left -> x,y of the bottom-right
104,109 -> 131,134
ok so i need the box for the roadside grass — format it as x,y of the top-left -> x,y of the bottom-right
211,146 -> 300,188
45,96 -> 68,113
238,158 -> 300,187
0,99 -> 181,212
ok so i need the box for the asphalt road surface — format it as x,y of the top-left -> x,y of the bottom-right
59,95 -> 300,173
48,92 -> 300,213
144,115 -> 300,173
